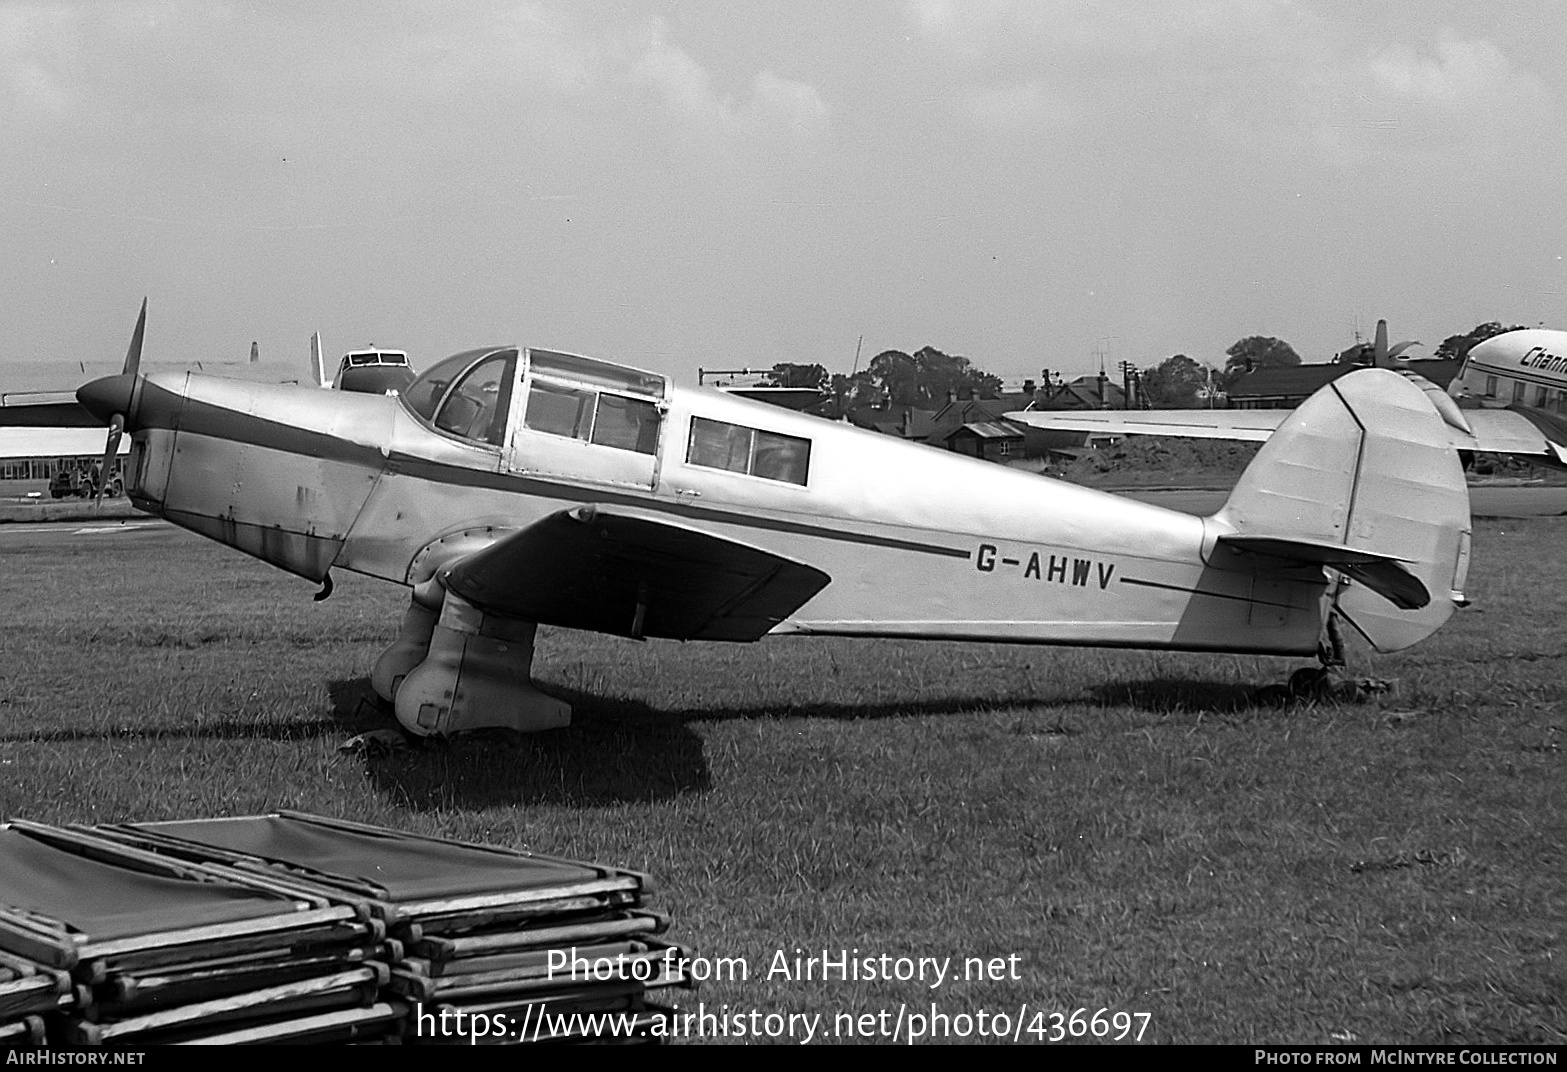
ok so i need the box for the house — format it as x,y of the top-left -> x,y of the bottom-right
1031,373 -> 1128,411
1226,358 -> 1463,409
943,420 -> 1027,462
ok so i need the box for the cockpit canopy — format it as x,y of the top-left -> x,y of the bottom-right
403,347 -> 518,447
400,346 -> 668,452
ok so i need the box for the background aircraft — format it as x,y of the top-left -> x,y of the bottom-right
1006,321 -> 1567,468
311,333 -> 415,395
79,305 -> 1472,737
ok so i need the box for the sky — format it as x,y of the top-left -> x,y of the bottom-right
3,1 -> 1564,389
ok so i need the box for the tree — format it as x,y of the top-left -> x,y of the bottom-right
763,362 -> 829,391
1223,336 -> 1300,384
1141,354 -> 1212,409
822,370 -> 880,418
866,345 -> 1002,406
867,349 -> 920,406
1433,322 -> 1527,363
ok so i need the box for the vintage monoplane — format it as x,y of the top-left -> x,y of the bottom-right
79,303 -> 1472,737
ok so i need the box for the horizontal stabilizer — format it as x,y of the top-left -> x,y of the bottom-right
1215,533 -> 1429,610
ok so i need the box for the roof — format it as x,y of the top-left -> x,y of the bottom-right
0,427 -> 129,460
1227,359 -> 1465,400
929,393 -> 1033,424
1225,364 -> 1351,399
946,420 -> 1025,441
1035,377 -> 1128,410
851,403 -> 939,439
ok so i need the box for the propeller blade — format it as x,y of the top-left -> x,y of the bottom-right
1374,319 -> 1388,367
93,298 -> 144,504
123,297 -> 147,379
95,415 -> 124,505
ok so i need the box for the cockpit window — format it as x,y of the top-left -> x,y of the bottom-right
402,347 -> 517,447
525,381 -> 595,439
434,351 -> 515,446
520,347 -> 665,456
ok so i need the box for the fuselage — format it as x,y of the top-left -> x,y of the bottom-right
85,345 -> 1335,656
1450,329 -> 1567,416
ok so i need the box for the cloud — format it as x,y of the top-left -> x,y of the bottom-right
1285,29 -> 1556,164
627,19 -> 829,151
900,0 -> 1301,137
0,4 -> 86,123
1366,30 -> 1553,130
0,4 -> 829,165
902,3 -> 1555,162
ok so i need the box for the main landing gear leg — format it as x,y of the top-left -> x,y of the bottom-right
1287,611 -> 1348,699
370,580 -> 442,706
388,587 -> 571,736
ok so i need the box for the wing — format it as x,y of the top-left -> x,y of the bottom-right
441,506 -> 831,642
1006,403 -> 1567,463
1461,407 -> 1567,463
1004,408 -> 1288,441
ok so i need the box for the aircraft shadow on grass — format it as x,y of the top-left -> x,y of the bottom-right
331,678 -> 713,809
330,675 -> 1296,811
1087,677 -> 1275,714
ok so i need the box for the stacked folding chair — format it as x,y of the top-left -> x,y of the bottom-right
87,812 -> 695,1045
0,822 -> 397,1045
0,948 -> 75,1048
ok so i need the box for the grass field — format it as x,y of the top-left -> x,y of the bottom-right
0,520 -> 1561,1045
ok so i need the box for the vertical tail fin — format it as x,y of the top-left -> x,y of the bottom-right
1208,368 -> 1471,653
311,332 -> 329,388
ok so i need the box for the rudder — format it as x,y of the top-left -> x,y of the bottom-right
1209,368 -> 1471,653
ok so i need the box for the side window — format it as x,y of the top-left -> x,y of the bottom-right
751,429 -> 810,484
1484,375 -> 1497,397
1512,380 -> 1527,403
688,417 -> 753,473
591,394 -> 660,454
687,417 -> 810,485
525,381 -> 595,439
434,352 -> 515,446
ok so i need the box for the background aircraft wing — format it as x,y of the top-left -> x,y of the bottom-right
1461,408 -> 1567,463
1006,403 -> 1567,463
441,506 -> 831,641
1003,408 -> 1288,441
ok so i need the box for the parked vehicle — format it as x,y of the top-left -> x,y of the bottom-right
48,465 -> 121,499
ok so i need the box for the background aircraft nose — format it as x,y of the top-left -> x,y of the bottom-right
77,373 -> 137,426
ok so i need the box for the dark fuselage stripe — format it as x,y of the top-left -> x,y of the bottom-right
139,385 -> 975,561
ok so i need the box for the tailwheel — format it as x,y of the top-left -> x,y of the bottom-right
1254,665 -> 1347,705
1288,665 -> 1336,700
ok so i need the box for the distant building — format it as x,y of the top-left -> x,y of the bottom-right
944,420 -> 1026,462
1034,374 -> 1128,411
1226,359 -> 1462,410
